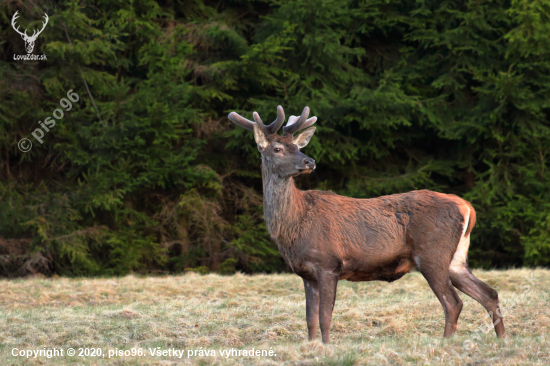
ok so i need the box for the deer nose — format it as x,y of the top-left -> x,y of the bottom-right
303,157 -> 316,170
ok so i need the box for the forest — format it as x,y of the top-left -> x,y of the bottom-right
1,0 -> 550,277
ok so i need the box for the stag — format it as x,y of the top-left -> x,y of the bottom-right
11,11 -> 49,54
228,105 -> 507,343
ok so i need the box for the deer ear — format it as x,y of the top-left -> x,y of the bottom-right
292,127 -> 316,149
253,123 -> 269,150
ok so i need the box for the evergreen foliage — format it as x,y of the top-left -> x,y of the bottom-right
1,0 -> 549,276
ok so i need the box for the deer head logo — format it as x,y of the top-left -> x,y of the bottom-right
11,11 -> 49,54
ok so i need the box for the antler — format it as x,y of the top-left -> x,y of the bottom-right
228,105 -> 285,135
11,11 -> 27,37
29,13 -> 49,40
282,106 -> 317,136
11,11 -> 49,40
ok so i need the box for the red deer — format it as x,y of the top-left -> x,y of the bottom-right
228,105 -> 507,343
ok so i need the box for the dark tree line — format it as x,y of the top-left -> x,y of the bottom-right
1,0 -> 550,277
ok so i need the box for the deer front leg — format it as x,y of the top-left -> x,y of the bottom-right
303,278 -> 319,341
317,271 -> 339,343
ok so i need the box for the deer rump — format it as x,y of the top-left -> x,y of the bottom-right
280,189 -> 469,284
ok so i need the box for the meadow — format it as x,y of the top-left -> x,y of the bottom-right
1,269 -> 549,365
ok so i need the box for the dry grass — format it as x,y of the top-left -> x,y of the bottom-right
1,269 -> 549,365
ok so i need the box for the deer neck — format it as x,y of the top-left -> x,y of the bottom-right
261,167 -> 306,245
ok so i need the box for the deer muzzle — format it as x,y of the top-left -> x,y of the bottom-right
299,157 -> 316,173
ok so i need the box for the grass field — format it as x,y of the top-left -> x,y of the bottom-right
1,269 -> 549,365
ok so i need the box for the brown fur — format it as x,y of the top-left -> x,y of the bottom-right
264,176 -> 506,343
261,155 -> 505,343
229,106 -> 505,343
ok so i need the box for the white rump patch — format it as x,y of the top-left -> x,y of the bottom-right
450,207 -> 470,273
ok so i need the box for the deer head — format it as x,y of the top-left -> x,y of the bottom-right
229,106 -> 317,178
11,11 -> 49,54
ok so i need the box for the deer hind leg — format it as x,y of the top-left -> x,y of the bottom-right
449,267 -> 507,338
449,226 -> 507,338
420,266 -> 463,337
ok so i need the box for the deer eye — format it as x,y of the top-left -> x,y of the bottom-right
274,148 -> 282,153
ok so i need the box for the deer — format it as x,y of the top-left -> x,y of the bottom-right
11,11 -> 49,54
228,105 -> 507,343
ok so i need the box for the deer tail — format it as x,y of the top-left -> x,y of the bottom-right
464,202 -> 476,238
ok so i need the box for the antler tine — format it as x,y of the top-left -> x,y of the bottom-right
283,106 -> 317,136
300,116 -> 317,130
229,106 -> 286,135
228,112 -> 255,131
35,13 -> 49,37
252,111 -> 269,135
11,11 -> 26,37
254,107 -> 287,135
264,105 -> 285,135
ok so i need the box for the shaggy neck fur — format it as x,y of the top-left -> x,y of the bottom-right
261,159 -> 306,246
